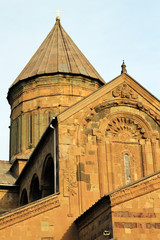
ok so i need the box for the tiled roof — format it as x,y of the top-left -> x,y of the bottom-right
0,161 -> 17,185
10,17 -> 105,88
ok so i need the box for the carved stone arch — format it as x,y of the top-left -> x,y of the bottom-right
99,112 -> 154,141
93,83 -> 160,127
41,154 -> 55,198
20,188 -> 28,206
97,111 -> 158,190
30,173 -> 41,202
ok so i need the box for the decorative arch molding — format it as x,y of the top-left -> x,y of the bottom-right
76,97 -> 160,146
76,98 -> 160,130
94,99 -> 160,126
104,112 -> 153,140
99,112 -> 157,141
76,109 -> 159,149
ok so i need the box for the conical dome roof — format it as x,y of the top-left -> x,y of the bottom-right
10,17 -> 105,88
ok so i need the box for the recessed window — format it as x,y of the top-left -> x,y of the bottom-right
124,153 -> 131,184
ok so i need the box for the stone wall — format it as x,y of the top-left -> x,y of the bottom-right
75,172 -> 160,240
75,197 -> 113,240
0,193 -> 78,240
0,188 -> 18,214
111,172 -> 160,240
57,74 -> 160,213
8,74 -> 102,162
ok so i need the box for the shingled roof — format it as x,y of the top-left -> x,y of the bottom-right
0,161 -> 17,185
10,17 -> 105,88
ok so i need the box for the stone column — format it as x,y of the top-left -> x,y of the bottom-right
151,139 -> 159,172
76,155 -> 84,214
139,139 -> 146,177
145,139 -> 154,175
105,141 -> 113,192
97,138 -> 109,197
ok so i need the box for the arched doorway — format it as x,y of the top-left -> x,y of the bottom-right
30,174 -> 41,202
20,189 -> 28,206
41,155 -> 55,198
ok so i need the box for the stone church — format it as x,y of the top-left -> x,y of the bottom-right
0,16 -> 160,240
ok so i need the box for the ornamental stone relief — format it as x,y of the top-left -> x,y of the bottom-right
106,116 -> 147,140
112,82 -> 138,99
63,170 -> 77,197
94,100 -> 160,126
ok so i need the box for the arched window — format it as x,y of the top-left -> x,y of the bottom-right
41,155 -> 55,198
30,174 -> 41,202
124,153 -> 131,184
20,189 -> 28,206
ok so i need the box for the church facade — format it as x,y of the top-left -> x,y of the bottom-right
0,17 -> 160,240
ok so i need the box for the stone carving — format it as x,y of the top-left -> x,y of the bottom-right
64,170 -> 77,197
85,108 -> 96,123
94,100 -> 160,126
106,117 -> 147,140
112,83 -> 138,99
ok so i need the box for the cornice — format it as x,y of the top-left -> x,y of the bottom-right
125,73 -> 160,109
110,172 -> 160,207
0,193 -> 60,230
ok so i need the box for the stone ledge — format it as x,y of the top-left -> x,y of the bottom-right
110,172 -> 160,207
0,193 -> 60,230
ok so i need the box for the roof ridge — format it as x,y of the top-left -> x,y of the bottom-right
59,22 -> 72,72
39,24 -> 57,74
64,26 -> 89,76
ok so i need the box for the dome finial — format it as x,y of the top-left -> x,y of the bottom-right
121,60 -> 127,74
56,9 -> 62,21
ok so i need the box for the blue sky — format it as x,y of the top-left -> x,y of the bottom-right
0,0 -> 160,160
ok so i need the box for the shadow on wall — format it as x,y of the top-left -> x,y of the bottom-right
19,154 -> 57,206
61,222 -> 79,240
0,189 -> 19,214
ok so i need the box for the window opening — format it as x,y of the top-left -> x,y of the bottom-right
124,153 -> 131,184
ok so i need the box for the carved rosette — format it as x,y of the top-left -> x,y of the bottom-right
106,116 -> 147,140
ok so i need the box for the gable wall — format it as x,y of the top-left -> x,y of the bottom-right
58,74 -> 160,214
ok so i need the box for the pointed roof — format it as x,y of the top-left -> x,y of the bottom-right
10,17 -> 105,88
